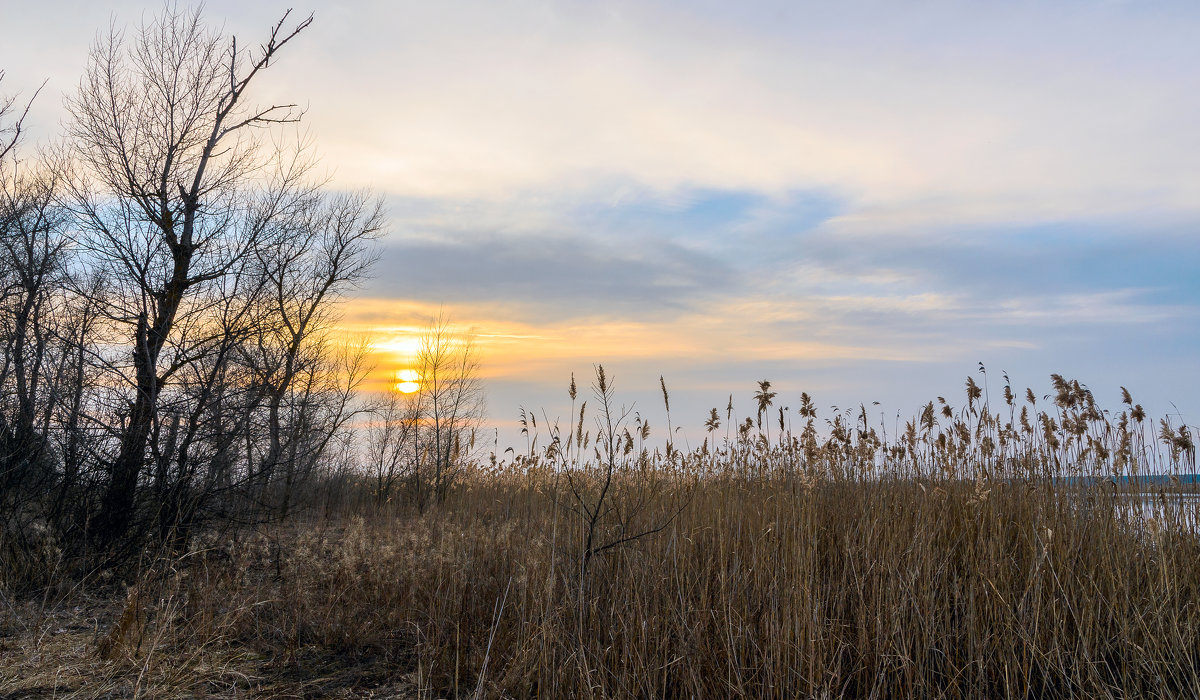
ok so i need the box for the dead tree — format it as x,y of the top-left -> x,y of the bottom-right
63,6 -> 314,547
0,70 -> 40,165
410,318 -> 485,508
0,163 -> 69,496
247,190 -> 382,516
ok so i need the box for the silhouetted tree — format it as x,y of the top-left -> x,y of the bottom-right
0,8 -> 383,570
57,6 -> 388,549
410,318 -> 484,508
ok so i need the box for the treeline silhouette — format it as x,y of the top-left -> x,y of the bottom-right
0,8 -> 385,575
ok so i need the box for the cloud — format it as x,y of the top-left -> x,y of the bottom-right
366,198 -> 740,320
783,217 -> 1200,305
7,1 -> 1200,434
245,0 -> 1200,227
360,186 -> 1199,344
12,2 -> 1200,226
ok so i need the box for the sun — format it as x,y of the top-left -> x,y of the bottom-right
394,369 -> 421,394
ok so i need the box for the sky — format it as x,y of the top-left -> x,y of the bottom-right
2,0 -> 1198,448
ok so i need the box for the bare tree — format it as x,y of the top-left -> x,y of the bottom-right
0,161 -> 69,497
366,384 -> 419,509
560,366 -> 692,593
0,72 -> 97,569
246,189 -> 383,516
0,9 -> 383,571
0,71 -> 41,165
392,318 -> 486,510
63,6 -> 315,546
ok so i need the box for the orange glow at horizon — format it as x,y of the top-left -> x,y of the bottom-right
335,297 -> 917,400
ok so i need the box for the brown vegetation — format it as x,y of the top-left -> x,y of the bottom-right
3,368 -> 1199,698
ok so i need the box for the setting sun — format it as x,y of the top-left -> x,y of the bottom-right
394,369 -> 421,394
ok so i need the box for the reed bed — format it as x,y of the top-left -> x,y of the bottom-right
3,372 -> 1199,698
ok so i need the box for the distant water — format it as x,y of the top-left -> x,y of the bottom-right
1050,474 -> 1200,531
1056,474 -> 1200,487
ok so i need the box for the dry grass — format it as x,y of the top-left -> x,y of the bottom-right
3,373 -> 1199,698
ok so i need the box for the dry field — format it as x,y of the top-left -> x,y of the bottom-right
3,374 -> 1199,698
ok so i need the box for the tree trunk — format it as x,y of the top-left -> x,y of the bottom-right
96,249 -> 191,545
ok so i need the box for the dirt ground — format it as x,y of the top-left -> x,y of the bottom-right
0,592 -> 425,699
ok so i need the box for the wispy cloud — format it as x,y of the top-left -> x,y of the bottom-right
262,1 -> 1200,224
